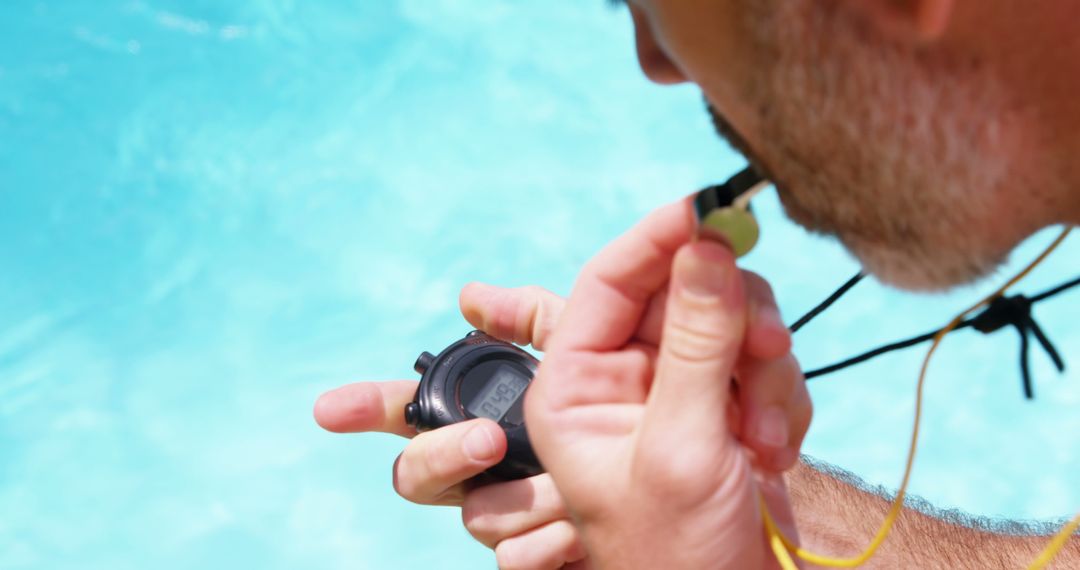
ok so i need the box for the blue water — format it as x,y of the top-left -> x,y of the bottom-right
1,2 -> 1076,568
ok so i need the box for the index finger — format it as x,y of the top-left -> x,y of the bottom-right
314,380 -> 419,438
549,197 -> 695,352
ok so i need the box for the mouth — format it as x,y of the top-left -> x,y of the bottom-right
705,101 -> 781,185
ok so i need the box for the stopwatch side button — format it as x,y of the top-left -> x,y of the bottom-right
414,351 -> 436,375
404,402 -> 420,427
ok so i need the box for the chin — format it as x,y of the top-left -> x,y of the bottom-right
841,234 -> 1008,292
776,187 -> 1006,292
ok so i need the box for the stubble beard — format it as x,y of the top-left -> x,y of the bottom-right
720,1 -> 1018,291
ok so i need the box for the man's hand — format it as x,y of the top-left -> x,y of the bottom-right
524,198 -> 805,569
313,196 -> 810,569
314,284 -> 589,569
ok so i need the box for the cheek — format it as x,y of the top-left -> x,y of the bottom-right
642,1 -> 772,161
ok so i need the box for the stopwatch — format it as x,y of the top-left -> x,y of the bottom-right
405,330 -> 543,480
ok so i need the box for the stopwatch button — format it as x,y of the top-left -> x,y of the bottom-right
404,402 -> 420,426
414,351 -> 436,374
466,330 -> 482,337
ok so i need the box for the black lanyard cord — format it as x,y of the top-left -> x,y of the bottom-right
788,272 -> 865,333
789,271 -> 1080,398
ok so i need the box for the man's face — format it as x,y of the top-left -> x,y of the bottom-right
628,0 -> 1027,291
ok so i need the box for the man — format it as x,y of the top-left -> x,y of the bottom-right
315,0 -> 1079,567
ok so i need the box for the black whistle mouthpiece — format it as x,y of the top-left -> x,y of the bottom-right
694,166 -> 764,219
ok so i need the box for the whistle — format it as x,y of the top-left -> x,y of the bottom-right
694,166 -> 767,257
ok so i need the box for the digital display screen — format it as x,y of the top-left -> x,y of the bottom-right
467,365 -> 529,421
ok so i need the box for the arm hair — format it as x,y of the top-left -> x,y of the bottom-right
787,456 -> 1080,569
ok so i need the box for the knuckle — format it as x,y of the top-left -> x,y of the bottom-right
493,295 -> 518,338
579,256 -> 603,280
515,286 -> 544,345
663,319 -> 735,364
742,271 -> 781,310
550,350 -> 604,382
461,499 -> 498,546
746,354 -> 802,394
774,365 -> 803,396
521,284 -> 546,300
460,496 -> 483,528
793,393 -> 813,440
395,432 -> 463,503
785,359 -> 809,399
782,374 -> 813,446
531,350 -> 639,414
422,435 -> 460,479
524,286 -> 554,347
741,270 -> 773,296
529,353 -> 581,414
496,536 -> 555,570
538,477 -> 568,519
494,542 -> 524,570
392,453 -> 420,501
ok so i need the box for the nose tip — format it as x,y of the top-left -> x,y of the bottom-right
629,6 -> 688,85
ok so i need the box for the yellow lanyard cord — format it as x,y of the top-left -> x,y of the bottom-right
1027,512 -> 1080,570
761,226 -> 1074,569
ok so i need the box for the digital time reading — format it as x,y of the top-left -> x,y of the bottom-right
467,365 -> 529,421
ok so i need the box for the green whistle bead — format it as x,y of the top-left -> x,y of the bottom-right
698,206 -> 760,258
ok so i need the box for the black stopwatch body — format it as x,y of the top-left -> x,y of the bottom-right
405,331 -> 544,480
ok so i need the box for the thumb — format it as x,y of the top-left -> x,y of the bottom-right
641,241 -> 747,453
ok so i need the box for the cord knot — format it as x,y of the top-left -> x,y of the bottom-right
969,294 -> 1066,399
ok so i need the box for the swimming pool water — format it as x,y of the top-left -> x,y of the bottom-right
1,2 -> 1077,568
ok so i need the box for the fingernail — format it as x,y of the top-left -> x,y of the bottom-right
755,301 -> 785,331
463,425 -> 498,462
679,243 -> 734,299
754,406 -> 789,448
